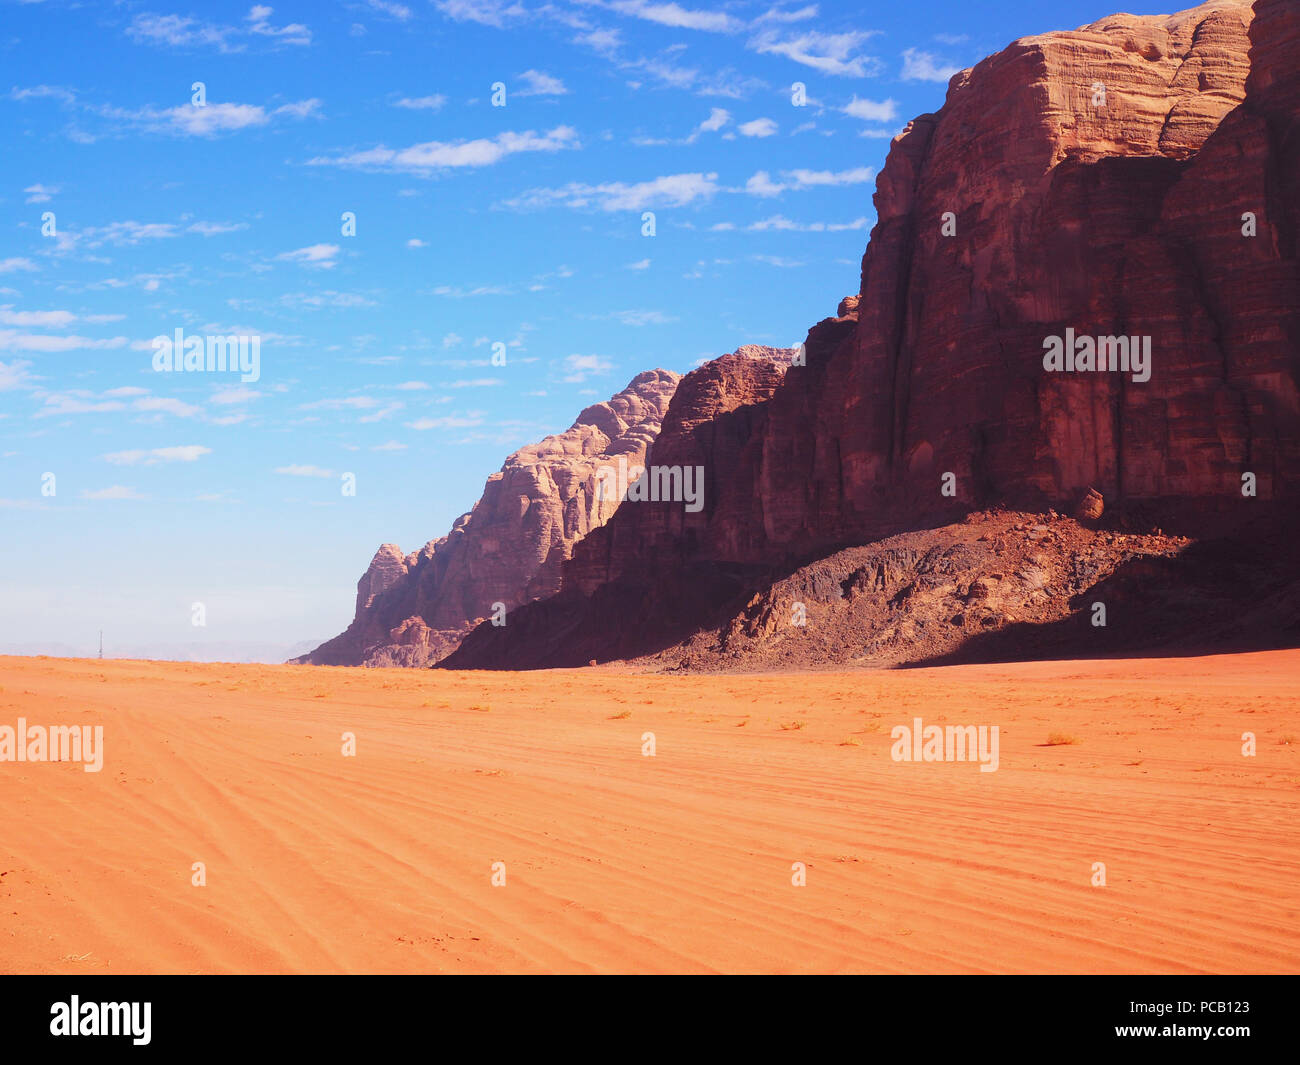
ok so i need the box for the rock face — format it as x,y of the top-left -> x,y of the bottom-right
566,347 -> 800,595
749,0 -> 1298,559
1076,488 -> 1105,520
298,369 -> 680,666
442,0 -> 1300,671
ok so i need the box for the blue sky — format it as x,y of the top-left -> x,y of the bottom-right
0,0 -> 1186,658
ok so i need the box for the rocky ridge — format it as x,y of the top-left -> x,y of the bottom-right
298,369 -> 681,666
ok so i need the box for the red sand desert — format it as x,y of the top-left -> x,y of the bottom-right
1,650 -> 1297,974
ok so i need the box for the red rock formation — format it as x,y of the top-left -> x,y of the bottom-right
443,0 -> 1300,671
567,347 -> 799,594
298,369 -> 679,666
744,0 -> 1298,562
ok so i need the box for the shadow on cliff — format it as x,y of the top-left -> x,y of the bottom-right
439,557 -> 801,671
901,527 -> 1300,669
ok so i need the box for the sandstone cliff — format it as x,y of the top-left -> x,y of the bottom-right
442,0 -> 1300,671
299,369 -> 680,666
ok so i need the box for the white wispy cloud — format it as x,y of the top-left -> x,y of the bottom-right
433,0 -> 527,28
592,309 -> 676,326
441,378 -> 503,389
127,6 -> 311,52
0,330 -> 129,353
277,244 -> 341,269
748,29 -> 880,77
0,307 -> 76,328
308,126 -> 579,173
516,70 -> 569,96
406,414 -> 485,430
634,107 -> 730,146
738,117 -> 777,138
275,464 -> 335,477
842,96 -> 898,122
32,390 -> 204,419
780,166 -> 873,188
134,396 -> 202,418
741,166 -> 872,197
593,0 -> 744,33
431,283 -> 512,299
367,0 -> 413,20
504,171 -> 719,211
10,85 -> 76,104
696,107 -> 730,134
574,26 -> 623,56
188,221 -> 249,236
81,485 -> 146,501
562,353 -> 613,382
280,290 -> 374,308
621,54 -> 764,98
393,95 -> 446,110
0,359 -> 35,391
730,214 -> 868,232
901,47 -> 962,83
35,395 -> 126,418
246,5 -> 313,44
127,12 -> 234,50
209,387 -> 262,405
754,4 -> 818,23
103,445 -> 212,465
299,395 -> 382,411
359,402 -> 404,422
97,98 -> 320,138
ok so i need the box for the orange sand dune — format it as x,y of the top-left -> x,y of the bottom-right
1,651 -> 1297,974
